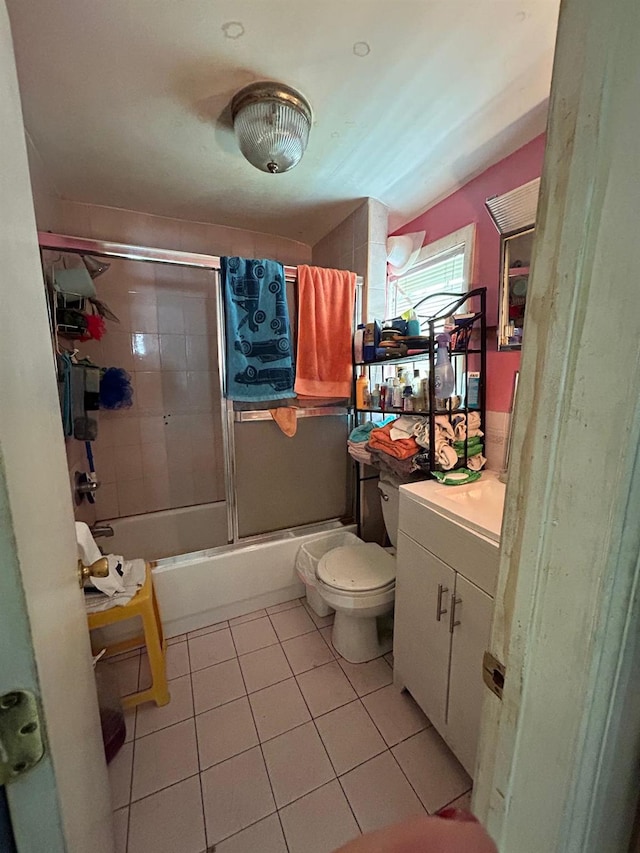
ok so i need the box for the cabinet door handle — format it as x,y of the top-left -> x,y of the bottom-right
449,595 -> 462,633
436,584 -> 449,621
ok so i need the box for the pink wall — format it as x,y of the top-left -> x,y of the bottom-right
393,134 -> 546,411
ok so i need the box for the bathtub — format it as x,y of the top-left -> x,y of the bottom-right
153,520 -> 356,637
104,501 -> 228,562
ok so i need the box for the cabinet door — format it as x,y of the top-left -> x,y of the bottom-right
446,574 -> 494,776
394,531 -> 455,732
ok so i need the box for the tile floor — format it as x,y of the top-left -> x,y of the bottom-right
107,598 -> 472,853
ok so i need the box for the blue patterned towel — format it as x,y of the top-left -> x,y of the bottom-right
221,257 -> 295,401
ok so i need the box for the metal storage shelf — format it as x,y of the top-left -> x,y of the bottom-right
353,287 -> 487,478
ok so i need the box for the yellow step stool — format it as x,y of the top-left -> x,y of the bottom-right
87,562 -> 170,709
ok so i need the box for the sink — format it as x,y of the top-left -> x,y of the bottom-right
400,471 -> 506,542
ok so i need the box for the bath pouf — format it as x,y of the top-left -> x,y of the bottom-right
100,367 -> 134,410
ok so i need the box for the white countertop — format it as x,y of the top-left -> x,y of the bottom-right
400,471 -> 506,543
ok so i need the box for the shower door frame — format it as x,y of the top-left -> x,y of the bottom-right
38,231 -> 356,546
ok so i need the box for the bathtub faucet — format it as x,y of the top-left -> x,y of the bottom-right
90,524 -> 114,539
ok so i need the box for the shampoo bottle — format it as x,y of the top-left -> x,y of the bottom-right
434,333 -> 455,398
356,373 -> 369,408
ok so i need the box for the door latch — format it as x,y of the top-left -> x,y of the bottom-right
0,690 -> 45,785
482,651 -> 506,700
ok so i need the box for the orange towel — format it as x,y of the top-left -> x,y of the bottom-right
294,265 -> 356,398
368,422 -> 419,460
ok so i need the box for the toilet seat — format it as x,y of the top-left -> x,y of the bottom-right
317,543 -> 396,593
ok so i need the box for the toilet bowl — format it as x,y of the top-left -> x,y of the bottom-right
314,476 -> 401,663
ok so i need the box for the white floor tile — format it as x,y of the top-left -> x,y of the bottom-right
266,599 -> 302,615
262,722 -> 334,807
229,608 -> 267,627
297,661 -> 357,717
215,813 -> 287,853
249,678 -> 311,742
239,644 -> 293,693
113,807 -> 128,853
192,658 -> 246,715
279,781 -> 360,853
137,643 -> 188,687
319,625 -> 337,653
339,657 -> 393,697
131,719 -> 199,801
392,728 -> 471,814
447,789 -> 473,813
302,603 -> 335,629
127,776 -> 206,853
315,701 -> 386,775
196,696 -> 258,769
362,685 -> 429,746
109,655 -> 141,698
231,617 -> 278,655
339,751 -> 425,834
135,674 -> 193,738
187,620 -> 229,639
188,628 -> 236,672
270,607 -> 316,641
165,641 -> 190,679
167,632 -> 187,645
124,707 -> 136,743
281,631 -> 334,675
201,747 -> 275,845
109,741 -> 133,810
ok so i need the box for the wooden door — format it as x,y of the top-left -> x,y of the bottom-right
394,532 -> 454,732
0,8 -> 113,851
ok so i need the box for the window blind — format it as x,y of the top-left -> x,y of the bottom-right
392,244 -> 467,321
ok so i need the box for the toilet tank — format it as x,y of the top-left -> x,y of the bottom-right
378,476 -> 401,548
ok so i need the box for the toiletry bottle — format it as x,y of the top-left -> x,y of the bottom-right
467,371 -> 480,409
356,373 -> 369,408
435,333 -> 455,398
380,384 -> 387,412
412,370 -> 424,410
370,383 -> 380,409
392,378 -> 403,409
402,386 -> 414,411
354,324 -> 365,363
421,374 -> 430,412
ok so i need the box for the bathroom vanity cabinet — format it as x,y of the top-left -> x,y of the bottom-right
393,481 -> 501,777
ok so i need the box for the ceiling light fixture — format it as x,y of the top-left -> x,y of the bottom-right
231,81 -> 312,174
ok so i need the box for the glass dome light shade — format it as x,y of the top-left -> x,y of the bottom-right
231,82 -> 312,174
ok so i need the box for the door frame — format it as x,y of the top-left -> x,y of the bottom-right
475,0 -> 640,849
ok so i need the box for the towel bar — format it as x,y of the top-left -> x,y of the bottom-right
233,406 -> 349,422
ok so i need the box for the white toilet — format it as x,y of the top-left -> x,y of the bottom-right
301,476 -> 400,664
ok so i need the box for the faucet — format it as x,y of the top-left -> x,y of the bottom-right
90,524 -> 114,539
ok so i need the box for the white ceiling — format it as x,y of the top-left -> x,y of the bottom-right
7,0 -> 559,245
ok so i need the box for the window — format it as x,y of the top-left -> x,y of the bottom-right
389,224 -> 475,324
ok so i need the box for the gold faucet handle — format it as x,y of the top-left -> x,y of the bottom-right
77,556 -> 110,589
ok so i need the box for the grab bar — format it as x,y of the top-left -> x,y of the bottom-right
233,407 -> 349,422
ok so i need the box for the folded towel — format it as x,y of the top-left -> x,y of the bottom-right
389,416 -> 423,441
467,453 -> 487,471
84,558 -> 147,612
412,416 -> 456,448
348,440 -> 373,465
294,265 -> 356,398
221,257 -> 295,401
415,443 -> 458,471
368,448 -> 421,481
368,422 -> 419,460
349,416 -> 396,443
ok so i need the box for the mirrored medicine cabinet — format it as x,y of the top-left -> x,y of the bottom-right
485,177 -> 540,351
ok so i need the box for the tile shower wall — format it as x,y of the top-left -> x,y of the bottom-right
312,198 -> 388,322
55,201 -> 312,521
